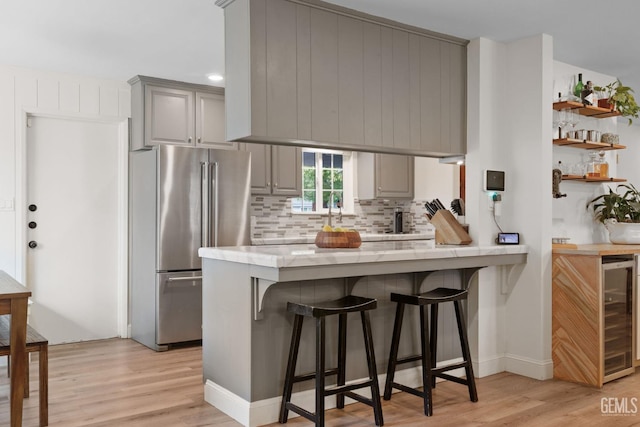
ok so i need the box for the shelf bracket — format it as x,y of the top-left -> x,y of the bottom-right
343,276 -> 364,295
252,278 -> 277,321
413,271 -> 435,294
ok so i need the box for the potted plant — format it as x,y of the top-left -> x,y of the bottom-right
594,79 -> 640,125
587,183 -> 640,244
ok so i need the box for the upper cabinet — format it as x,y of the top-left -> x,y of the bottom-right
216,0 -> 468,157
239,143 -> 302,196
358,153 -> 414,199
129,76 -> 231,151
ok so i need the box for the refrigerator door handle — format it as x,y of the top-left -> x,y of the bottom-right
213,161 -> 219,247
201,161 -> 211,247
167,276 -> 203,282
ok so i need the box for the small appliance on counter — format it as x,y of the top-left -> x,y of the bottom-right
393,207 -> 403,233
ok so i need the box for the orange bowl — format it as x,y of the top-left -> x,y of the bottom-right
314,231 -> 362,248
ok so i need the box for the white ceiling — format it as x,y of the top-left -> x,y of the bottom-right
1,0 -> 638,99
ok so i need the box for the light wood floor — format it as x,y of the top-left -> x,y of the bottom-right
0,338 -> 639,426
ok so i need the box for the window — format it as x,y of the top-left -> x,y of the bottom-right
292,149 -> 353,214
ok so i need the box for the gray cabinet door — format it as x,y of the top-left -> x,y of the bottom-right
272,145 -> 302,196
240,143 -> 272,195
265,0 -> 298,140
447,42 -> 467,155
338,15 -> 364,146
363,22 -> 382,149
420,38 -> 467,154
309,7 -> 339,143
196,92 -> 233,149
144,85 -> 194,147
375,154 -> 414,199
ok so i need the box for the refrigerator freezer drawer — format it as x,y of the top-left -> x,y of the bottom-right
157,272 -> 202,345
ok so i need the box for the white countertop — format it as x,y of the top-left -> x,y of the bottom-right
199,241 -> 528,269
251,231 -> 435,245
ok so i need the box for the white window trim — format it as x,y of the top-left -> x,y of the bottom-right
292,148 -> 355,215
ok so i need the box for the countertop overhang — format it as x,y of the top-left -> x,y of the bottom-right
251,231 -> 435,246
199,241 -> 528,271
200,241 -> 529,320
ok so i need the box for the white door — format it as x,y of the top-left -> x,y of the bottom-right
26,116 -> 119,344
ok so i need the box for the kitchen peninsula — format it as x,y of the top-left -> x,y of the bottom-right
199,241 -> 527,427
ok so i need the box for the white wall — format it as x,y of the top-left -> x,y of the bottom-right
617,124 -> 640,185
467,34 -> 554,381
466,37 -> 509,377
413,157 -> 459,205
0,64 -> 130,281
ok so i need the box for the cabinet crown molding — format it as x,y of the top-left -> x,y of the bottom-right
127,75 -> 224,95
215,0 -> 234,7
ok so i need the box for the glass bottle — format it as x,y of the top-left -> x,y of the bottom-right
586,151 -> 600,177
597,150 -> 609,178
573,73 -> 584,97
581,80 -> 594,105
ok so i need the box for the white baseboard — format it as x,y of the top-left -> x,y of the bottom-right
505,353 -> 553,380
474,355 -> 506,378
204,358 -> 466,427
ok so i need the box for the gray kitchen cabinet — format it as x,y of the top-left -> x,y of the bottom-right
358,153 -> 414,199
217,0 -> 467,157
129,75 -> 231,151
240,143 -> 301,196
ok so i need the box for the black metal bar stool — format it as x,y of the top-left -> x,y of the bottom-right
383,287 -> 477,416
279,295 -> 384,426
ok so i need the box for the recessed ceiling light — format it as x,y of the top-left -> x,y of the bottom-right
208,74 -> 224,82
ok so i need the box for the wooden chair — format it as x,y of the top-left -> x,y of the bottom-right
0,315 -> 48,426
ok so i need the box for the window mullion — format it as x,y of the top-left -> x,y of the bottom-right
317,154 -> 324,211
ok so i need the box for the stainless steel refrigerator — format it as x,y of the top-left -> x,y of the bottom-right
129,145 -> 251,351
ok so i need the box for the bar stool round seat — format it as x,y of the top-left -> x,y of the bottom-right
383,287 -> 477,416
279,295 -> 384,426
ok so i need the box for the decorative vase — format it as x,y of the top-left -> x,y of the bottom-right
604,220 -> 640,244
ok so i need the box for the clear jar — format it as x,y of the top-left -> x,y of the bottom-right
586,151 -> 600,177
597,151 -> 609,178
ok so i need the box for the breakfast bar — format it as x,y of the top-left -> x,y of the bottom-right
199,241 -> 528,427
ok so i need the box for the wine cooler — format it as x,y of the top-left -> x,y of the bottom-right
602,256 -> 635,382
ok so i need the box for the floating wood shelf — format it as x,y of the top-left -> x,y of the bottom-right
553,138 -> 626,151
553,101 -> 621,118
561,175 -> 626,183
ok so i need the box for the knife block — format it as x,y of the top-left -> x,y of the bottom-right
430,210 -> 472,245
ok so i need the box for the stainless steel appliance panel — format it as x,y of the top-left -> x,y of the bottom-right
156,271 -> 202,344
208,149 -> 251,247
157,145 -> 208,271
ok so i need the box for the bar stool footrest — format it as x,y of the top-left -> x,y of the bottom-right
290,368 -> 339,384
435,372 -> 472,386
284,402 -> 316,424
343,391 -> 375,406
325,379 -> 374,396
432,361 -> 468,374
394,354 -> 422,366
389,382 -> 424,398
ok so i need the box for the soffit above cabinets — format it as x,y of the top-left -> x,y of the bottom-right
217,0 -> 468,158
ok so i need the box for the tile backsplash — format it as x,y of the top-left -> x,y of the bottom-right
251,196 -> 435,238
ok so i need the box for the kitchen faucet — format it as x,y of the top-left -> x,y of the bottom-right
327,192 -> 342,227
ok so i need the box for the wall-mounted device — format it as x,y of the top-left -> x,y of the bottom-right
497,232 -> 520,244
484,170 -> 505,192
